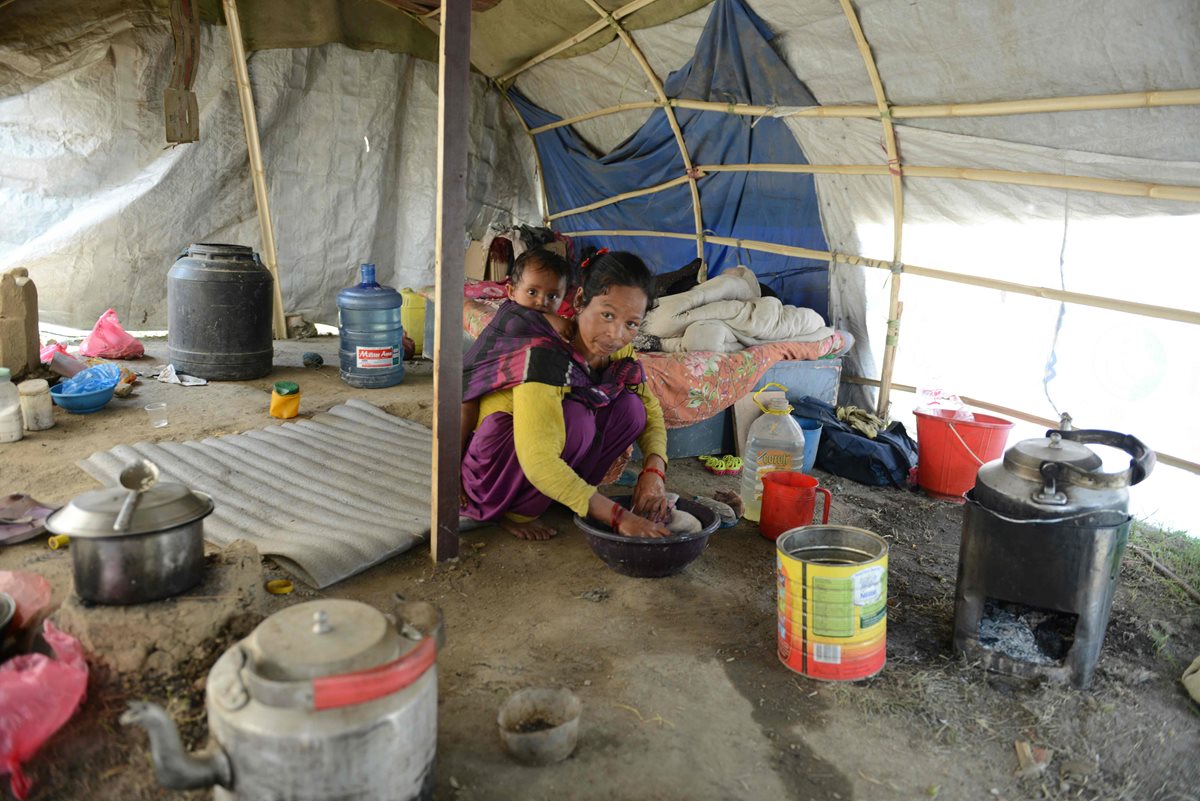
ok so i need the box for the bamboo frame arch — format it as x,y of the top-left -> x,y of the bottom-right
577,0 -> 706,259
388,0 -> 1200,475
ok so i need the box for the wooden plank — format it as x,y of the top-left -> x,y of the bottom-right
222,0 -> 287,340
431,0 -> 469,563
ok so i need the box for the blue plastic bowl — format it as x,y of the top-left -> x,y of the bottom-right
50,382 -> 116,414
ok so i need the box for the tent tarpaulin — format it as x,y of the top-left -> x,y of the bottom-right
511,0 -> 831,319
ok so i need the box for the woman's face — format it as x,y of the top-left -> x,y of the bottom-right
573,284 -> 649,360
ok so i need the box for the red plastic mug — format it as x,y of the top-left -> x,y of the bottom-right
759,471 -> 832,541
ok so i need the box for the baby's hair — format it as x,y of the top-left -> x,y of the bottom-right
578,251 -> 657,311
509,248 -> 571,287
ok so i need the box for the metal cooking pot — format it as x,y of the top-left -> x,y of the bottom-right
46,481 -> 214,604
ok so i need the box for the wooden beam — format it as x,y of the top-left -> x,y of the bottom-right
431,0 -> 469,563
843,376 -> 1200,477
222,0 -> 288,339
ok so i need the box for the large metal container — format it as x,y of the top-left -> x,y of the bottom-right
953,416 -> 1154,688
169,243 -> 274,380
123,599 -> 440,801
337,263 -> 405,389
46,482 -> 214,604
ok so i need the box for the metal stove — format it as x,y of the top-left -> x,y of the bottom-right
952,416 -> 1154,688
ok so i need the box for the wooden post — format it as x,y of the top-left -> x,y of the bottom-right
431,0 -> 469,563
221,0 -> 287,340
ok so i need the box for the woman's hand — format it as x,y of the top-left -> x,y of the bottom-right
631,458 -> 669,524
618,511 -> 671,538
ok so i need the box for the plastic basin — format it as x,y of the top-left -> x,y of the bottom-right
498,687 -> 582,766
573,496 -> 719,578
49,383 -> 116,414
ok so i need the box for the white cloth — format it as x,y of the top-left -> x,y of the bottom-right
642,267 -> 833,353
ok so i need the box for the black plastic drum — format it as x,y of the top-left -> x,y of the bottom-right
168,244 -> 274,380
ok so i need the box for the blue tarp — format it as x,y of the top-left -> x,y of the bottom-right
510,0 -> 830,319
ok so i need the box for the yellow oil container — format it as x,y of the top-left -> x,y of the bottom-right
401,288 -> 426,357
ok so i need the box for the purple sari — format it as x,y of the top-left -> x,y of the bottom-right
460,301 -> 647,521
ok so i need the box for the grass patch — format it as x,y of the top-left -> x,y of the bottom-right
1129,522 -> 1200,603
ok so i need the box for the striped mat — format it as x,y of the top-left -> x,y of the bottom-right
78,399 -> 432,588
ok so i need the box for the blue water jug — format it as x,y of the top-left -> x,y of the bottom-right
337,263 -> 405,388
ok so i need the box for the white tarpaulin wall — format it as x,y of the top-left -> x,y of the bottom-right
0,8 -> 539,326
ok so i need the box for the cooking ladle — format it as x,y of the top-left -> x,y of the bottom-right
112,460 -> 160,532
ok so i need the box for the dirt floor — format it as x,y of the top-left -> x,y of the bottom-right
1,336 -> 1197,801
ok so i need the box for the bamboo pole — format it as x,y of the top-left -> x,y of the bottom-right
838,0 -> 904,418
893,88 -> 1200,119
547,174 -> 695,221
901,166 -> 1200,203
699,163 -> 1200,201
499,90 -> 553,225
842,376 -> 1200,477
496,0 -> 666,83
581,0 -> 705,260
529,88 -> 1200,136
222,0 -> 287,340
529,100 -> 660,135
555,157 -> 1200,224
566,229 -> 1200,326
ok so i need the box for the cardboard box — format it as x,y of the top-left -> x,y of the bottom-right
465,240 -> 488,281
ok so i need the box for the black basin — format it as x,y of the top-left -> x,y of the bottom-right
573,496 -> 719,578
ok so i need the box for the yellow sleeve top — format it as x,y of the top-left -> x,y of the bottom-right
475,344 -> 667,516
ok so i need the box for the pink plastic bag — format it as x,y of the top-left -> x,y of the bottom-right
0,572 -> 53,629
0,621 -> 88,799
37,342 -> 67,365
79,309 -> 144,359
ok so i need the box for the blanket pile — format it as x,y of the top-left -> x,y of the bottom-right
642,267 -> 832,352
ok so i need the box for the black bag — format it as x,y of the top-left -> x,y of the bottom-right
791,396 -> 917,487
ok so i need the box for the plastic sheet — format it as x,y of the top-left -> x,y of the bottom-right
57,364 -> 121,396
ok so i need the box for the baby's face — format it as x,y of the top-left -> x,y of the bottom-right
508,266 -> 566,313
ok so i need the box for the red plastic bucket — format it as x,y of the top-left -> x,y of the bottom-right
759,472 -> 831,542
914,409 -> 1013,500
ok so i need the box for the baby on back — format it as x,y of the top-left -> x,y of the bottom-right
460,248 -> 573,451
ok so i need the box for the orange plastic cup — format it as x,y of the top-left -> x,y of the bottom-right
759,471 -> 831,541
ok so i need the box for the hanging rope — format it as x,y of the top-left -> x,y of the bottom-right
1042,194 -> 1071,416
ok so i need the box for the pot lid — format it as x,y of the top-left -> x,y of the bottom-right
1004,434 -> 1102,477
246,599 -> 404,682
45,483 -> 213,538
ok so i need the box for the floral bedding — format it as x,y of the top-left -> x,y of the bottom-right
463,298 -> 851,429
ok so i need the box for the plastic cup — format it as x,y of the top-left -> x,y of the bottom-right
144,402 -> 168,428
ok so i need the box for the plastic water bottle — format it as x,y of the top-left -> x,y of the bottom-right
337,263 -> 406,389
0,368 -> 23,443
740,383 -> 805,522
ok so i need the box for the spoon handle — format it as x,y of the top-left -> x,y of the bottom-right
113,491 -> 140,532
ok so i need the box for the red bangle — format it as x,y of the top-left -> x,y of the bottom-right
640,466 -> 666,483
609,503 -> 624,532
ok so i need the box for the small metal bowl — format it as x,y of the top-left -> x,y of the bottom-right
573,496 -> 719,578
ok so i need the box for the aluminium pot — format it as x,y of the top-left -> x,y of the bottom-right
46,482 -> 214,605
